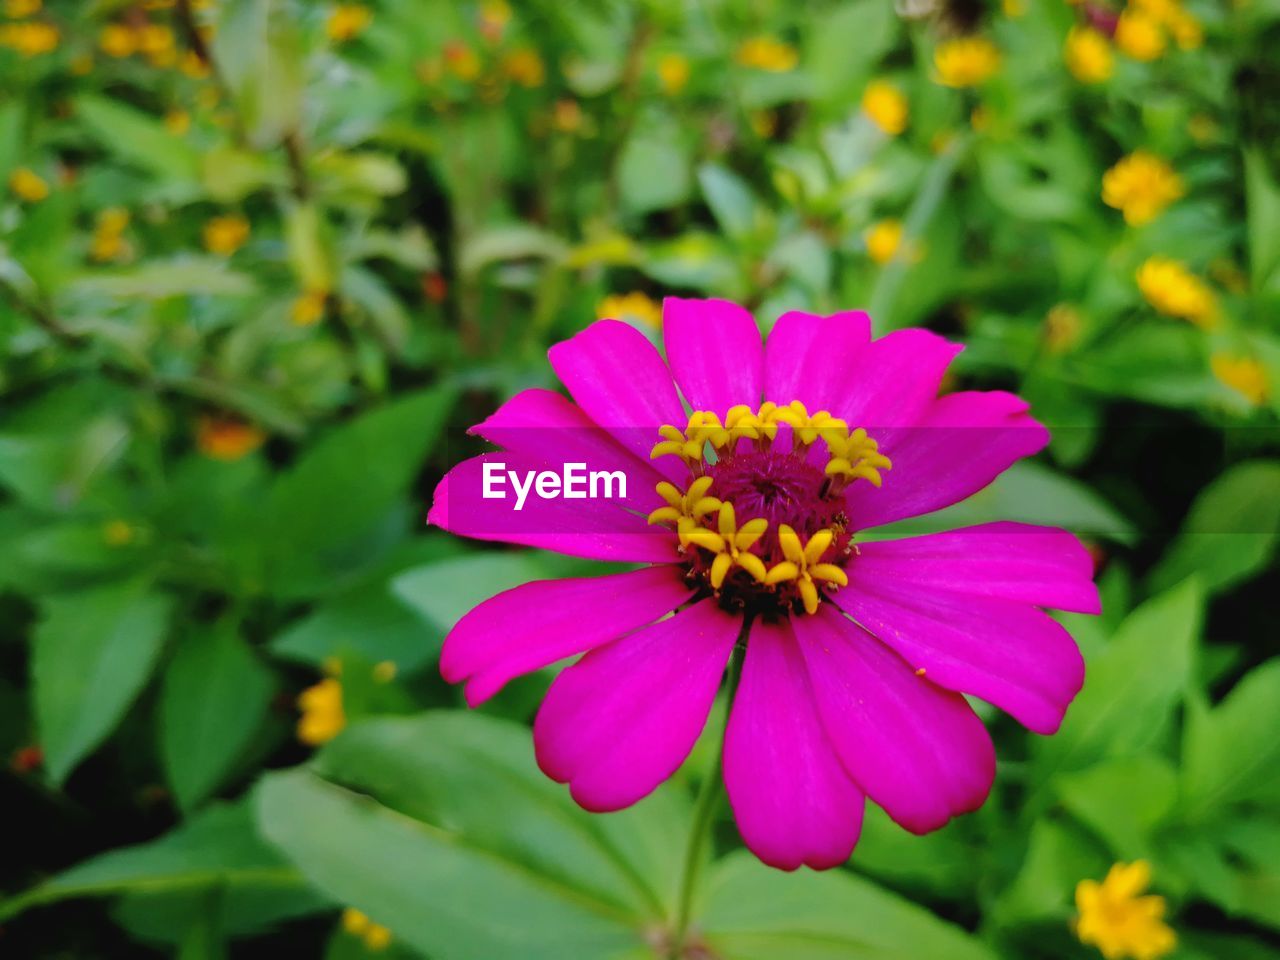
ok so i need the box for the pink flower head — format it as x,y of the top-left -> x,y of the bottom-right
429,299 -> 1099,871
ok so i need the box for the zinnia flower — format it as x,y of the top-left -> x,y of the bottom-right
430,300 -> 1097,870
1075,861 -> 1176,960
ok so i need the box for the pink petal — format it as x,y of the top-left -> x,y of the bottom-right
663,297 -> 763,415
723,619 -> 865,870
763,310 -> 872,412
441,566 -> 694,706
426,453 -> 679,564
854,522 -> 1101,614
470,388 -> 664,508
846,390 -> 1050,530
793,608 -> 996,834
839,329 -> 962,429
534,600 -> 738,812
548,320 -> 687,471
838,577 -> 1086,735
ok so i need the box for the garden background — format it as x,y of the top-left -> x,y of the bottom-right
1,0 -> 1278,957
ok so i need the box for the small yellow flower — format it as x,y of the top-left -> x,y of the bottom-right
598,291 -> 662,329
138,23 -> 175,66
749,110 -> 777,139
102,519 -> 135,547
1114,10 -> 1165,61
861,80 -> 908,136
4,0 -> 41,16
444,41 -> 482,81
90,207 -> 131,263
1211,354 -> 1269,406
203,214 -> 250,256
1075,861 -> 1176,960
99,23 -> 137,58
298,677 -> 345,745
1065,26 -> 1114,83
865,219 -> 903,265
735,35 -> 798,73
552,98 -> 583,133
1102,151 -> 1183,226
164,109 -> 191,135
0,20 -> 57,56
291,288 -> 328,327
8,166 -> 48,202
1136,256 -> 1218,328
342,908 -> 392,952
326,4 -> 371,43
934,36 -> 1000,87
196,416 -> 266,461
180,50 -> 210,78
657,53 -> 690,95
502,46 -> 545,87
1167,10 -> 1202,49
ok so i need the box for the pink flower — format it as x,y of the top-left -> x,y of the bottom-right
429,299 -> 1099,871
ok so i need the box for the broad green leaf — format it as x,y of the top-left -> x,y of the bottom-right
67,258 -> 259,299
0,801 -> 319,922
701,851 -> 998,960
1181,658 -> 1280,820
33,581 -> 173,784
74,95 -> 201,184
805,0 -> 897,107
697,164 -> 763,242
990,818 -> 1106,927
264,385 -> 454,597
160,622 -> 276,812
1034,578 -> 1201,778
1217,817 -> 1280,930
256,767 -> 649,960
1054,755 -> 1178,859
618,122 -> 692,216
212,0 -> 305,147
848,807 -> 979,899
1148,460 -> 1280,595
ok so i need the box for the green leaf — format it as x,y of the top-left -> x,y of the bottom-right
1245,148 -> 1280,294
67,258 -> 259,299
700,850 -> 998,960
264,385 -> 454,597
1034,578 -> 1201,778
256,765 -> 651,960
805,0 -> 897,107
0,800 -> 318,922
697,164 -> 763,242
212,0 -> 305,147
160,621 -> 276,812
1054,755 -> 1178,859
618,122 -> 692,216
990,818 -> 1107,926
1181,658 -> 1280,820
74,95 -> 201,184
1148,460 -> 1280,595
33,581 -> 173,785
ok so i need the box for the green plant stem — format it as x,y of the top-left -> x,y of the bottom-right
670,636 -> 746,958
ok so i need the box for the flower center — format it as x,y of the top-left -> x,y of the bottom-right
647,402 -> 891,618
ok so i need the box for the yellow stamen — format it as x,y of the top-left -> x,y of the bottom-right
647,476 -> 722,546
690,502 -> 769,589
766,524 -> 848,614
767,400 -> 849,447
825,427 -> 893,487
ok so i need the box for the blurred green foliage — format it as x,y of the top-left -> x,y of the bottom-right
0,0 -> 1277,958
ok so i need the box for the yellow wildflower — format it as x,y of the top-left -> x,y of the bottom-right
865,219 -> 903,265
736,35 -> 798,73
861,80 -> 908,136
291,288 -> 328,327
203,214 -> 250,256
8,166 -> 48,202
180,50 -> 210,78
502,46 -> 545,87
1136,256 -> 1217,327
297,677 -> 345,745
197,416 -> 266,460
1065,26 -> 1114,83
552,98 -> 583,133
1102,151 -> 1183,226
138,23 -> 175,67
1211,354 -> 1269,406
342,909 -> 392,952
657,53 -> 690,95
934,36 -> 1000,87
0,20 -> 57,56
4,0 -> 41,16
99,23 -> 136,58
90,208 -> 131,263
327,4 -> 371,43
598,291 -> 662,329
1114,10 -> 1165,60
1167,10 -> 1202,49
1075,861 -> 1176,960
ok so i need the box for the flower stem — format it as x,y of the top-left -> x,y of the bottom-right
670,637 -> 745,958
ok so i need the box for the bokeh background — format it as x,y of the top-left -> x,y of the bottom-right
1,0 -> 1278,958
